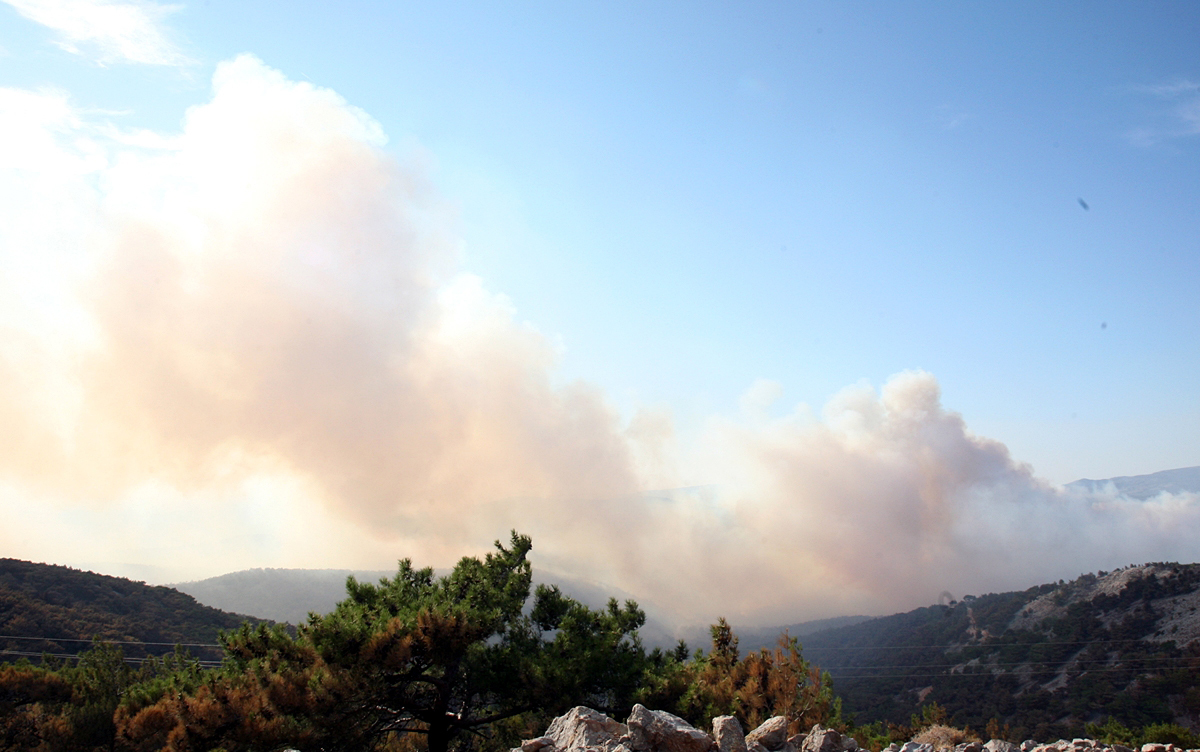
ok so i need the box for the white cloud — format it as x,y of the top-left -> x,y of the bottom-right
1125,78 -> 1200,145
934,104 -> 972,130
2,0 -> 191,66
1136,80 -> 1200,98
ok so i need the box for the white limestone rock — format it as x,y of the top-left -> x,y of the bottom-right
713,716 -> 748,752
537,706 -> 630,752
747,718 -> 789,752
626,704 -> 715,752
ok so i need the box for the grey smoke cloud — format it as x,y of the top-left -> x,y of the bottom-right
1,56 -> 1197,627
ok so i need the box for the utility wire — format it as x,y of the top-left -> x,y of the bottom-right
0,648 -> 223,668
833,665 -> 1192,679
804,637 -> 1185,651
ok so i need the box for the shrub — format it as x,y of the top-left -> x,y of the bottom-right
1139,722 -> 1200,749
911,724 -> 979,751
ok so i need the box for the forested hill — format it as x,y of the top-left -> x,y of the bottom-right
799,563 -> 1200,740
0,558 -> 263,664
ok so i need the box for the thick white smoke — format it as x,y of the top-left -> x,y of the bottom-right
0,56 -> 638,577
1,56 -> 1197,627
645,372 -> 1200,624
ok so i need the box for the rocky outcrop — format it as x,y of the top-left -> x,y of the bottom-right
627,705 -> 715,752
516,707 -> 1200,752
747,717 -> 789,751
801,725 -> 857,752
520,706 -> 630,752
713,717 -> 747,752
519,705 -> 716,752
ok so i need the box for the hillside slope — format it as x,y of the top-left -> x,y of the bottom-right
0,559 -> 262,664
801,563 -> 1200,739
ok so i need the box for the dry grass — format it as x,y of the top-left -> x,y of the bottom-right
912,725 -> 980,751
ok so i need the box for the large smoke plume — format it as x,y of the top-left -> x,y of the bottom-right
1,56 -> 1197,627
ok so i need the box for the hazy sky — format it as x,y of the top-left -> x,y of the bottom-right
1,1 -> 1198,627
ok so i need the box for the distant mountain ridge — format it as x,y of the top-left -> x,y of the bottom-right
172,567 -> 872,651
172,567 -> 690,648
171,567 -> 394,626
1067,465 -> 1200,500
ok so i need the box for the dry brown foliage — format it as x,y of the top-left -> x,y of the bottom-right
911,724 -> 980,751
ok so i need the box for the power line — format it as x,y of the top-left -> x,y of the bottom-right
832,664 -> 1191,680
819,654 -> 1193,670
804,637 -> 1184,651
0,648 -> 223,668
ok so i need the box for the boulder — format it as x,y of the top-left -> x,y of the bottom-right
953,744 -> 983,752
801,726 -> 847,752
985,741 -> 1019,752
535,706 -> 630,752
626,704 -> 715,752
748,718 -> 789,751
713,717 -> 747,752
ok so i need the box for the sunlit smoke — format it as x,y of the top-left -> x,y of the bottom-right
2,56 -> 1198,628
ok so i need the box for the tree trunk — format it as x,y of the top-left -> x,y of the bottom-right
428,720 -> 452,752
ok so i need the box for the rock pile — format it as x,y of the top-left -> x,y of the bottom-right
882,740 -> 1199,752
515,706 -> 858,752
517,708 -> 1200,752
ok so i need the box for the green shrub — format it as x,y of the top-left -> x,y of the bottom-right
1139,722 -> 1200,749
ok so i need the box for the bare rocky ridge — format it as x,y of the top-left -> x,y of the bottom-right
519,708 -> 1200,752
1007,565 -> 1200,640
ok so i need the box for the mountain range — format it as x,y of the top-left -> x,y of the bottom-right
1066,466 -> 1200,500
171,566 -> 871,650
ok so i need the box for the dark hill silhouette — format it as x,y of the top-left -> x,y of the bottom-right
0,558 -> 262,665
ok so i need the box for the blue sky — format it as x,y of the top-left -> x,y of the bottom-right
4,2 -> 1197,481
1,1 -> 1198,621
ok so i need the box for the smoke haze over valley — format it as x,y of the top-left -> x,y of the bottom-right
1,4 -> 1199,628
